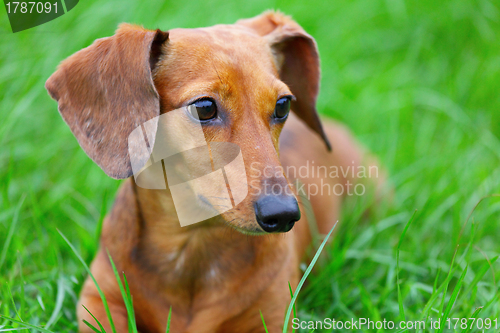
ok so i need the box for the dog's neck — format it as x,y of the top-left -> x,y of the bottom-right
100,179 -> 294,321
120,180 -> 291,291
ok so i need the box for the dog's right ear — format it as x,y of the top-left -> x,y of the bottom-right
45,24 -> 168,179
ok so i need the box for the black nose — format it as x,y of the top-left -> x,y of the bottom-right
254,195 -> 301,233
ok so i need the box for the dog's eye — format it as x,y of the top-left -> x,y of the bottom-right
274,97 -> 291,119
191,98 -> 217,121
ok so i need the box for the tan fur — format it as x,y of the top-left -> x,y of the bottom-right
46,12 -> 378,333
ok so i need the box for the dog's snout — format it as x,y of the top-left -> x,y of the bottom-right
254,195 -> 301,233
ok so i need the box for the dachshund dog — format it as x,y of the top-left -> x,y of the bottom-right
46,11 -> 377,333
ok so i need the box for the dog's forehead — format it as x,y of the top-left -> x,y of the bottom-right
165,25 -> 278,72
169,24 -> 266,48
153,24 -> 288,110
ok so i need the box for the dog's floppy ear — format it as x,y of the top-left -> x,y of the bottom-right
45,24 -> 169,179
237,12 -> 331,151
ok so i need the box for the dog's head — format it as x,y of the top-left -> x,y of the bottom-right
46,11 -> 331,235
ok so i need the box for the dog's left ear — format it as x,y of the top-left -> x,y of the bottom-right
237,11 -> 331,151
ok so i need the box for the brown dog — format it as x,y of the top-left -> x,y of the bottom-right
46,11 -> 376,333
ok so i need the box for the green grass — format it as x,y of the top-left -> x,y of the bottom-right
1,0 -> 500,332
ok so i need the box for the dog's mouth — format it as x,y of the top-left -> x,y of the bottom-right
223,222 -> 267,236
192,195 -> 264,235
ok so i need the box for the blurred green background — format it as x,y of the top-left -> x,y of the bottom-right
1,0 -> 500,331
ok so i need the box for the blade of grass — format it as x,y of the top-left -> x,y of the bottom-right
288,282 -> 297,332
123,274 -> 136,332
165,307 -> 172,333
460,307 -> 482,333
44,276 -> 65,330
82,304 -> 105,333
481,288 -> 500,314
106,250 -> 137,333
438,265 -> 468,333
0,327 -> 30,331
58,230 -> 117,333
432,268 -> 441,295
474,245 -> 497,286
16,256 -> 25,325
0,195 -> 25,271
396,210 -> 417,321
0,315 -> 54,333
458,195 -> 500,241
83,320 -> 103,333
420,265 -> 459,319
5,282 -> 21,321
260,310 -> 269,333
459,256 -> 498,302
437,245 -> 459,317
425,268 -> 441,323
282,221 -> 337,333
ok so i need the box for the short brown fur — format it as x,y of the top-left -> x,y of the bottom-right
46,11 -> 379,333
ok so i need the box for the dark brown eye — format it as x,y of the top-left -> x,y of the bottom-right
274,97 -> 291,119
191,98 -> 217,121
